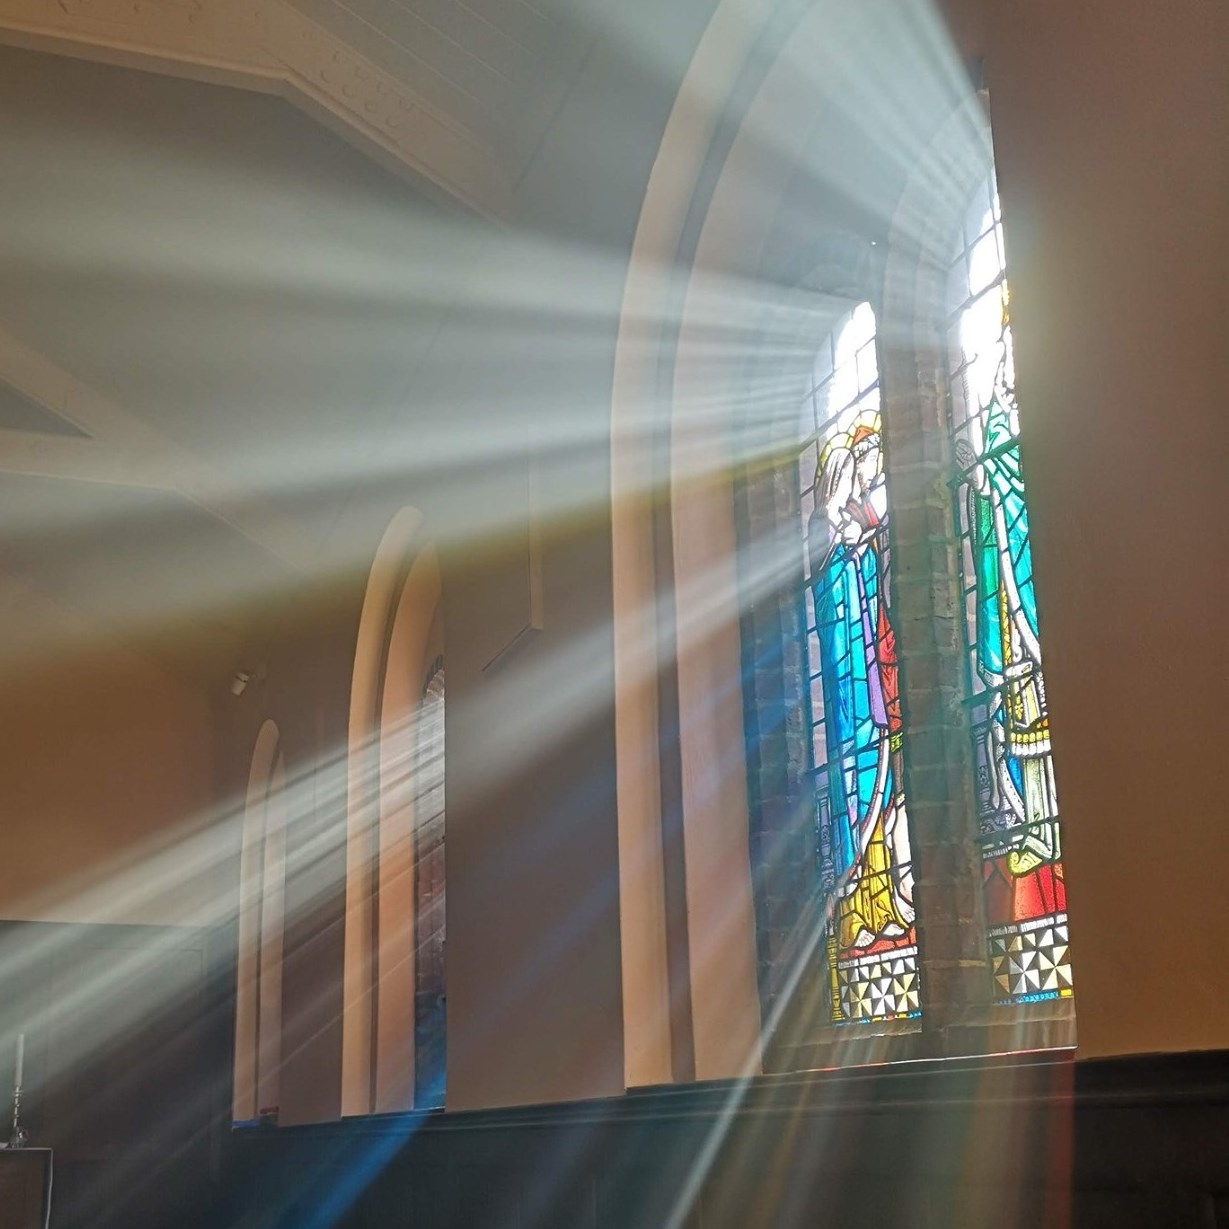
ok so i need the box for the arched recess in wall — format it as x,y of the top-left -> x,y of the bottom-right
234,718 -> 287,1123
342,507 -> 446,1116
613,0 -> 896,1087
611,0 -> 1066,1085
613,0 -> 850,1088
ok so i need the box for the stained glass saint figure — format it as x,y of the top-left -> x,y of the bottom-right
949,181 -> 1071,1002
799,305 -> 919,1023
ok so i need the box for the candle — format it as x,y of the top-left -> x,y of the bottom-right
14,1033 -> 23,1089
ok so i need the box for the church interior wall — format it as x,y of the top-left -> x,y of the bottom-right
983,0 -> 1228,1058
0,575 -> 217,926
0,0 -> 1223,1220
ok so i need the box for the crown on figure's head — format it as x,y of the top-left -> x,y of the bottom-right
817,408 -> 882,477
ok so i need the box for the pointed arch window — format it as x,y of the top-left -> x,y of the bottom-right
798,302 -> 919,1025
625,40 -> 1078,1071
413,657 -> 446,1108
946,174 -> 1071,1004
342,513 -> 448,1116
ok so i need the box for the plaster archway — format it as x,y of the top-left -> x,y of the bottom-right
341,508 -> 446,1114
611,0 -> 982,1084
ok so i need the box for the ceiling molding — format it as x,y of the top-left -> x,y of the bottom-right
0,326 -> 316,572
0,429 -> 174,489
0,0 -> 512,219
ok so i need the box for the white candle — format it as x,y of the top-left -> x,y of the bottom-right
14,1033 -> 23,1089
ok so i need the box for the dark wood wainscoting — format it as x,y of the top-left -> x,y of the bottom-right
222,1051 -> 1229,1229
0,923 -> 1224,1229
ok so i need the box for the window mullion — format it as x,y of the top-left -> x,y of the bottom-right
878,258 -> 995,1054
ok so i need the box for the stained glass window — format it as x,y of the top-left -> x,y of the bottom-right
798,303 -> 920,1024
947,176 -> 1072,1004
413,657 -> 447,1107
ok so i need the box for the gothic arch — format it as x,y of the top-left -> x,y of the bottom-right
613,0 -> 875,1085
341,508 -> 446,1114
611,0 -> 1036,1083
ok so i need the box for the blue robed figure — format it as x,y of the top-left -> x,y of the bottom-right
808,413 -> 914,955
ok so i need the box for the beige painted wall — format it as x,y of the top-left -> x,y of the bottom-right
442,510 -> 626,1111
985,0 -> 1228,1057
0,575 -> 217,926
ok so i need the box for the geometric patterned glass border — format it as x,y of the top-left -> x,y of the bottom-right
835,943 -> 922,1022
989,916 -> 1073,1003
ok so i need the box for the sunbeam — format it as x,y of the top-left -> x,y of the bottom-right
0,0 -> 1216,1222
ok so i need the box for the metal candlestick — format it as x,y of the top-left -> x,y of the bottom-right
9,1082 -> 28,1149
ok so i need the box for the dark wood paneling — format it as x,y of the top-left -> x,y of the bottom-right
0,1150 -> 51,1229
4,916 -> 1227,1229
222,1051 -> 1229,1229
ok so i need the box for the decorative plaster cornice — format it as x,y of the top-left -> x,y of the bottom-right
0,326 -> 316,572
0,0 -> 511,219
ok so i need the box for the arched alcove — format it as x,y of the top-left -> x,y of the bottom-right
611,0 -> 1060,1083
342,508 -> 446,1115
